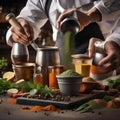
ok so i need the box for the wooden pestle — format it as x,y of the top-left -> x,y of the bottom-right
5,13 -> 23,30
5,13 -> 38,49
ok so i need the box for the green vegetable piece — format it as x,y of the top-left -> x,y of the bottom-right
30,89 -> 38,96
75,100 -> 105,113
0,57 -> 8,69
75,103 -> 89,112
103,95 -> 114,102
107,77 -> 120,90
79,105 -> 92,113
0,78 -> 14,94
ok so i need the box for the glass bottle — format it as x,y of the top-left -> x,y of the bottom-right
33,66 -> 44,85
48,65 -> 64,89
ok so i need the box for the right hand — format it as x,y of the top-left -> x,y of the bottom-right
10,18 -> 34,45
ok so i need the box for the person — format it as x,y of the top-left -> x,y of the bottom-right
6,0 -> 104,66
56,0 -> 120,74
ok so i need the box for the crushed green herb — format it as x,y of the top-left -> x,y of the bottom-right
63,31 -> 76,70
57,69 -> 82,77
0,57 -> 8,69
107,77 -> 120,90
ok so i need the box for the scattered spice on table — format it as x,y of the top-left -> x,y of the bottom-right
21,105 -> 60,112
0,99 -> 3,104
7,98 -> 16,104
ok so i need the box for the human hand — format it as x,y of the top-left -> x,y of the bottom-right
99,41 -> 120,72
10,18 -> 34,45
88,38 -> 120,73
56,8 -> 91,31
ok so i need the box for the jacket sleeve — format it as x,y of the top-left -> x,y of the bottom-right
94,0 -> 120,21
94,0 -> 120,46
105,17 -> 120,46
6,0 -> 48,46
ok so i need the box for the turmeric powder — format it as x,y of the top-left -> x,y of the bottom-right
7,98 -> 16,104
48,65 -> 64,89
21,105 -> 60,112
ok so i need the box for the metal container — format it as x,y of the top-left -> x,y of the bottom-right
90,41 -> 114,80
35,46 -> 60,66
60,17 -> 80,34
92,41 -> 106,66
35,46 -> 60,85
56,76 -> 82,96
11,43 -> 29,64
12,63 -> 35,81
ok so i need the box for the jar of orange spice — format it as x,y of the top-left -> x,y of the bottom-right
33,66 -> 44,85
48,65 -> 64,89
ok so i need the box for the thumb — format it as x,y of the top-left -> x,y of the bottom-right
88,38 -> 96,58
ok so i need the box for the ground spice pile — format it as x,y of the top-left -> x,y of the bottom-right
7,98 -> 16,104
21,104 -> 60,112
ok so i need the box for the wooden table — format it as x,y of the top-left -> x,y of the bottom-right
0,95 -> 120,120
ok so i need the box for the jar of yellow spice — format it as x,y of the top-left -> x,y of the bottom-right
71,54 -> 92,77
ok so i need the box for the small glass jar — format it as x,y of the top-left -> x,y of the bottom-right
48,65 -> 64,89
33,66 -> 44,85
34,73 -> 44,85
72,54 -> 92,77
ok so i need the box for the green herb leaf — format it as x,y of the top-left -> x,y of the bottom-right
103,95 -> 114,102
0,57 -> 8,69
0,78 -> 13,94
75,100 -> 105,113
30,89 -> 38,96
107,77 -> 120,90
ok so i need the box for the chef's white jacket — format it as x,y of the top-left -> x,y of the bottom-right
6,0 -> 120,47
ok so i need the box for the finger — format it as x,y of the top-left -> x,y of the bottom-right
98,54 -> 116,65
11,24 -> 28,39
88,38 -> 96,58
19,20 -> 33,39
24,24 -> 34,40
12,32 -> 29,45
98,58 -> 118,72
56,9 -> 75,28
11,33 -> 19,43
95,63 -> 116,73
103,62 -> 117,72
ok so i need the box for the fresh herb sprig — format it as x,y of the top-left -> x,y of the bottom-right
15,79 -> 54,98
0,78 -> 13,94
0,57 -> 8,69
107,77 -> 120,90
75,99 -> 106,113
